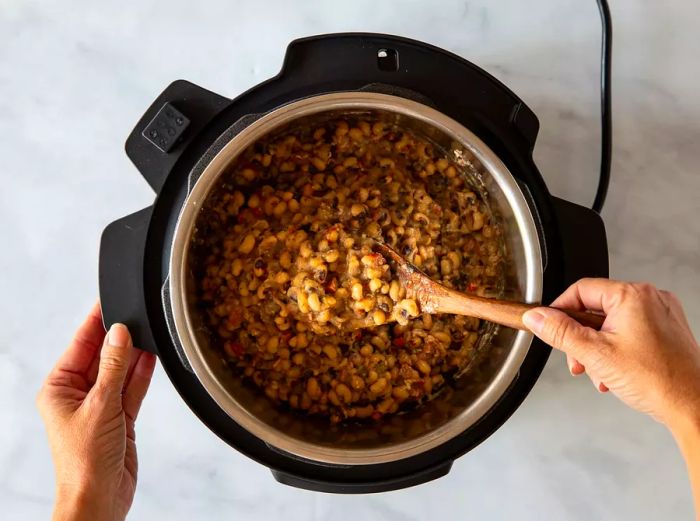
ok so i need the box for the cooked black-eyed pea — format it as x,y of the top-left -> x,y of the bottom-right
392,386 -> 410,400
323,344 -> 338,360
395,299 -> 420,325
311,156 -> 327,171
306,377 -> 322,400
350,203 -> 366,217
240,167 -> 257,181
323,249 -> 339,263
350,282 -> 363,301
299,241 -> 313,258
302,278 -> 321,294
435,158 -> 449,172
274,316 -> 291,331
290,333 -> 308,348
376,398 -> 394,414
289,394 -> 300,409
369,278 -> 383,292
354,297 -> 375,313
248,193 -> 261,208
313,264 -> 328,283
370,336 -> 387,351
308,292 -> 321,312
364,267 -> 384,280
231,258 -> 243,277
360,344 -> 373,356
258,235 -> 278,253
371,310 -> 386,325
253,258 -> 266,277
366,197 -> 381,209
348,127 -> 364,141
389,280 -> 401,301
335,383 -> 352,403
347,255 -> 360,276
369,377 -> 388,395
433,331 -> 451,344
447,251 -> 461,269
351,375 -> 365,390
471,210 -> 485,231
274,271 -> 289,285
354,404 -> 374,418
440,258 -> 452,276
265,384 -> 279,400
328,390 -> 341,406
296,291 -> 310,313
416,359 -> 431,375
238,234 -> 256,254
365,221 -> 381,236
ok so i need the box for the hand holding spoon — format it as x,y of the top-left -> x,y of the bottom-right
368,241 -> 605,332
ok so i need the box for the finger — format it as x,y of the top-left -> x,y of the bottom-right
550,278 -> 629,313
86,353 -> 101,386
123,343 -> 145,391
87,328 -> 139,386
659,290 -> 693,331
123,349 -> 157,423
522,307 -> 599,362
52,301 -> 105,376
94,324 -> 132,396
567,355 -> 586,376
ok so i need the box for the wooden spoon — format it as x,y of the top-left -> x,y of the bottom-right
371,241 -> 605,332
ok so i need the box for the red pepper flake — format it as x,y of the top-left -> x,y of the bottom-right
239,160 -> 256,170
324,277 -> 338,294
228,310 -> 242,329
225,341 -> 244,357
236,209 -> 254,224
371,411 -> 383,422
392,336 -> 405,348
467,282 -> 478,292
353,330 -> 363,342
250,207 -> 263,218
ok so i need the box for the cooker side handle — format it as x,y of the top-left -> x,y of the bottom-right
125,80 -> 230,193
270,461 -> 453,494
551,196 -> 609,286
99,207 -> 158,354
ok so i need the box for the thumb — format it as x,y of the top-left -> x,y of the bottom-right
522,307 -> 597,360
94,323 -> 132,395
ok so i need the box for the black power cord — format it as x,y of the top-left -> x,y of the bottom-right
592,0 -> 612,213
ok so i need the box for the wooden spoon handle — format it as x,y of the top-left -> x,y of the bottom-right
432,291 -> 606,331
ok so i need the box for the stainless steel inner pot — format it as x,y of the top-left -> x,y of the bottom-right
168,92 -> 543,465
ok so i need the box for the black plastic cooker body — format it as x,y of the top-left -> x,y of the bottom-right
99,33 -> 608,493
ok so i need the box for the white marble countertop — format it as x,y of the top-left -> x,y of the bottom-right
2,0 -> 699,519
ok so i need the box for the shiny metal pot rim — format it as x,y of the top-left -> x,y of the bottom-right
168,92 -> 543,465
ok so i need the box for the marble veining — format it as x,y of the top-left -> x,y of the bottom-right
1,0 -> 698,519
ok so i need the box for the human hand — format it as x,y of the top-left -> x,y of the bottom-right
37,302 -> 157,521
522,279 -> 700,431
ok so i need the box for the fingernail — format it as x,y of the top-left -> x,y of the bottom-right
522,310 -> 546,333
108,323 -> 130,347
